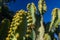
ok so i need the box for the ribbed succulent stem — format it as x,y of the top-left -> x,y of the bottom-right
6,10 -> 26,40
36,15 -> 45,40
36,0 -> 47,40
49,8 -> 58,32
24,3 -> 36,40
24,12 -> 35,40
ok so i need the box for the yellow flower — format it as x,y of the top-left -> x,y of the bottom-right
27,3 -> 31,10
27,23 -> 32,26
13,26 -> 17,30
25,34 -> 30,38
8,29 -> 12,33
27,16 -> 32,19
8,34 -> 11,37
6,37 -> 10,40
27,29 -> 31,33
27,19 -> 32,22
15,33 -> 19,38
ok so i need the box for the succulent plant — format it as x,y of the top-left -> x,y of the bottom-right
36,0 -> 47,40
24,3 -> 36,40
38,0 -> 47,14
49,8 -> 60,32
6,10 -> 27,40
0,0 -> 60,40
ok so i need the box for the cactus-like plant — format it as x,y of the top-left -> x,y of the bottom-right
6,10 -> 26,40
54,9 -> 60,28
36,0 -> 47,40
49,8 -> 58,32
1,0 -> 60,40
49,8 -> 60,32
38,0 -> 47,14
24,3 -> 36,40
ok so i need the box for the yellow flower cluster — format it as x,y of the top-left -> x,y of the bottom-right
27,3 -> 36,13
26,12 -> 33,26
6,10 -> 26,40
25,12 -> 33,38
25,3 -> 36,39
38,0 -> 47,14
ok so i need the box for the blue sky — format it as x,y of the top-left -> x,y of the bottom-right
7,0 -> 60,23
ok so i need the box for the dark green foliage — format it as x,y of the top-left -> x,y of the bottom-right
0,18 -> 10,40
0,0 -> 15,22
45,22 -> 51,33
1,5 -> 14,21
25,37 -> 32,40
